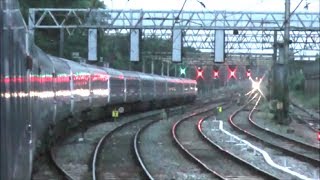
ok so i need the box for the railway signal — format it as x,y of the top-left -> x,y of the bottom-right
213,70 -> 219,79
179,67 -> 186,77
196,67 -> 204,79
212,65 -> 220,79
246,70 -> 251,78
318,131 -> 320,141
246,65 -> 251,78
228,65 -> 237,79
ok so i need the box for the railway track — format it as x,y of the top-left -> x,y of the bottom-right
48,90 -> 242,179
290,101 -> 320,132
133,96 -> 240,179
133,120 -> 159,179
231,98 -> 320,166
172,102 -> 279,179
250,105 -> 320,159
49,99 -> 222,179
228,97 -> 319,179
49,147 -> 75,180
133,102 -> 227,179
92,115 -> 160,179
49,109 -> 164,180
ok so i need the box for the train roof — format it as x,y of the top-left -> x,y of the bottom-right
135,71 -> 155,80
100,67 -> 124,79
83,64 -> 109,74
150,74 -> 166,81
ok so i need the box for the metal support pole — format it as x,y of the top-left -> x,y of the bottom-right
59,28 -> 64,57
284,0 -> 290,65
151,59 -> 154,74
161,61 -> 164,76
283,0 -> 290,122
174,64 -> 177,77
273,31 -> 278,64
270,31 -> 278,100
167,61 -> 170,76
142,58 -> 145,73
28,9 -> 35,51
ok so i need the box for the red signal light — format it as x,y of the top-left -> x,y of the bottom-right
246,71 -> 251,78
196,67 -> 204,79
213,70 -> 219,79
228,68 -> 237,79
317,132 -> 320,141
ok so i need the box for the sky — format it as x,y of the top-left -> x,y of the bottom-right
103,0 -> 320,12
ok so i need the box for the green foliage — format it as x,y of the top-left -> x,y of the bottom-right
288,70 -> 304,91
19,0 -> 105,21
288,61 -> 305,91
103,33 -> 130,69
19,0 -> 201,71
290,91 -> 319,109
19,0 -> 106,59
316,54 -> 320,61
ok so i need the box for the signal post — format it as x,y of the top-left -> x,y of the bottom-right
270,0 -> 290,124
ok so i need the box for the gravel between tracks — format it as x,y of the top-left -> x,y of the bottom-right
138,112 -> 214,179
177,111 -> 267,179
253,103 -> 320,147
253,110 -> 320,148
52,111 -> 161,180
96,118 -> 153,179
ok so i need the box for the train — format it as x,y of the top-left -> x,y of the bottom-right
46,53 -> 197,118
0,1 -> 197,179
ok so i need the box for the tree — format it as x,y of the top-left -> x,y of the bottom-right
19,0 -> 202,71
19,0 -> 105,58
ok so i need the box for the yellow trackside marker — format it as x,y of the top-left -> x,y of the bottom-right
218,106 -> 222,113
112,110 -> 119,120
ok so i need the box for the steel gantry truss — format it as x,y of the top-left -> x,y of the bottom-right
28,8 -> 320,59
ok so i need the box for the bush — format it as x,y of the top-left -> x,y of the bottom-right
288,70 -> 304,91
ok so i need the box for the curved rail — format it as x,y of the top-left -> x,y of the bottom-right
133,119 -> 160,180
228,98 -> 320,167
171,103 -> 228,179
91,117 -> 158,180
290,101 -> 319,132
197,118 -> 278,179
133,97 -> 234,179
249,103 -> 320,150
49,147 -> 75,180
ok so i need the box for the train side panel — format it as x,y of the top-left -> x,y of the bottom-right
49,56 -> 72,121
84,64 -> 109,108
138,72 -> 155,102
121,70 -> 141,103
102,68 -> 125,104
62,60 -> 91,113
